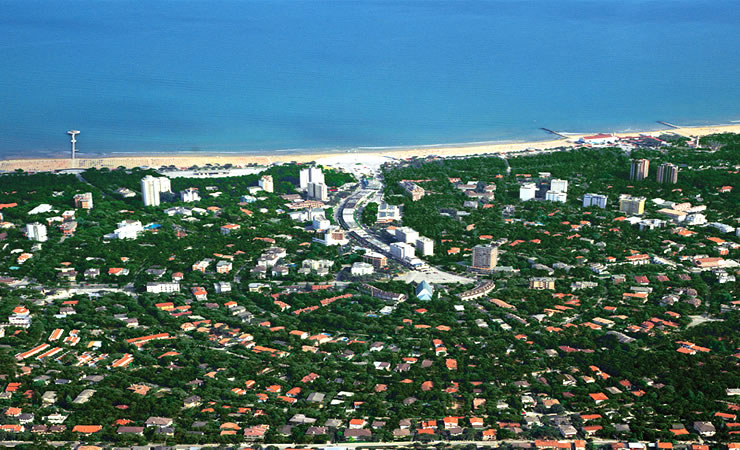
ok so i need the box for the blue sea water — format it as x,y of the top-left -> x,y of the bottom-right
0,0 -> 738,158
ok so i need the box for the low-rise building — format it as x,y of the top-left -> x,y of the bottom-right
530,277 -> 556,290
351,262 -> 374,276
377,202 -> 402,223
146,282 -> 180,294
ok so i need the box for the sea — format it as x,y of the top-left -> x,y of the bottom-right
1,0 -> 738,158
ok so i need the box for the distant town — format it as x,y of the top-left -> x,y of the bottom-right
0,131 -> 737,450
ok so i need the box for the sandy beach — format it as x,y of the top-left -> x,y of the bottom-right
1,124 -> 738,173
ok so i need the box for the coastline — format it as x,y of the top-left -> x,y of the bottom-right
1,123 -> 739,173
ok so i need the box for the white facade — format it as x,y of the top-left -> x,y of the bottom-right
141,175 -> 171,207
25,222 -> 48,242
709,222 -> 736,234
28,204 -> 53,215
583,193 -> 607,208
157,176 -> 171,193
415,236 -> 434,256
307,182 -> 329,202
350,262 -> 374,276
395,227 -> 419,244
390,242 -> 415,259
519,183 -> 536,201
180,188 -> 200,202
9,313 -> 32,328
550,179 -> 568,193
685,213 -> 707,226
259,175 -> 274,193
114,220 -> 144,240
146,282 -> 180,294
377,202 -> 402,222
214,281 -> 232,293
312,216 -> 331,231
545,190 -> 567,203
300,167 -> 325,190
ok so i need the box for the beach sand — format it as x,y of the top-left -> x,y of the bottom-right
1,124 -> 738,173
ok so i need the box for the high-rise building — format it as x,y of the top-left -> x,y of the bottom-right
545,190 -> 567,203
630,159 -> 650,181
519,183 -> 536,201
300,167 -> 325,190
390,242 -> 415,259
180,188 -> 200,202
25,222 -> 48,242
307,182 -> 328,202
583,193 -> 607,208
158,176 -> 171,193
141,175 -> 172,207
549,179 -> 568,193
619,195 -> 646,215
395,227 -> 419,244
656,163 -> 678,184
415,236 -> 434,256
472,244 -> 498,270
73,192 -> 93,209
259,175 -> 274,193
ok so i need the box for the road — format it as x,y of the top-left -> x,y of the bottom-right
337,179 -> 472,285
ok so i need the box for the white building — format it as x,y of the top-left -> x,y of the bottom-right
415,236 -> 434,256
351,262 -> 374,276
312,216 -> 331,231
377,202 -> 402,223
299,259 -> 334,276
259,175 -> 274,193
550,179 -> 568,193
112,220 -> 144,240
9,307 -> 32,328
395,227 -> 419,244
146,282 -> 180,294
165,206 -> 193,217
28,204 -> 53,215
25,222 -> 48,242
179,188 -> 200,202
390,242 -> 415,259
141,175 -> 172,207
685,213 -> 707,226
307,182 -> 329,202
519,183 -> 536,201
708,222 -> 736,234
214,281 -> 232,293
545,190 -> 567,203
583,193 -> 607,208
300,167 -> 325,190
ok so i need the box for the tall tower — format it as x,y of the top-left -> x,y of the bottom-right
472,244 -> 498,270
656,163 -> 678,184
630,159 -> 650,181
67,130 -> 80,168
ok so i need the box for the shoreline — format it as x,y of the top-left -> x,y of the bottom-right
1,123 -> 739,173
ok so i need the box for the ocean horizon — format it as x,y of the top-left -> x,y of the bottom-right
1,0 -> 738,158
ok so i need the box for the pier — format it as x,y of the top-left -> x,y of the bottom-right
657,121 -> 680,129
540,128 -> 568,138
